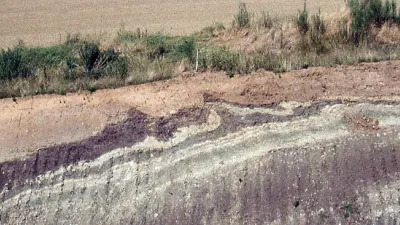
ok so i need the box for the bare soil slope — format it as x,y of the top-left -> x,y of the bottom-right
0,0 -> 347,48
2,61 -> 400,162
2,61 -> 400,223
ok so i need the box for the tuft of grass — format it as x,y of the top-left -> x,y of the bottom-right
199,22 -> 226,37
336,18 -> 350,43
296,7 -> 327,53
59,89 -> 67,96
346,0 -> 400,43
366,0 -> 383,25
65,33 -> 81,45
348,0 -> 369,43
296,7 -> 309,37
343,201 -> 353,218
294,200 -> 300,208
309,9 -> 327,53
226,70 -> 235,78
0,47 -> 31,80
392,0 -> 397,20
234,2 -> 251,28
115,29 -> 140,43
383,0 -> 392,21
176,38 -> 195,62
87,84 -> 97,93
70,41 -> 128,79
257,11 -> 274,29
78,42 -> 101,74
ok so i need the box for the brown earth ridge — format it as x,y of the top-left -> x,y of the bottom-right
2,61 -> 400,223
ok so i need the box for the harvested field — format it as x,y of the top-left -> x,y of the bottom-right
0,0 -> 347,48
2,61 -> 400,223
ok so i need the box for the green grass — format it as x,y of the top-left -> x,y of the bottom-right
347,0 -> 400,43
343,201 -> 353,218
0,42 -> 75,80
233,2 -> 251,28
2,31 -> 400,99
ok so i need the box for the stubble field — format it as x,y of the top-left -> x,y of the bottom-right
0,0 -> 346,48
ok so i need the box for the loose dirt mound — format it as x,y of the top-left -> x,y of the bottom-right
2,61 -> 400,224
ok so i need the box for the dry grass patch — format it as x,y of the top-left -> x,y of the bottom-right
2,1 -> 400,98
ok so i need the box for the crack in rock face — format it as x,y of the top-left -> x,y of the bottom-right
2,101 -> 400,224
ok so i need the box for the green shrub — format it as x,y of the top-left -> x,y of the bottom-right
87,84 -> 97,93
65,57 -> 78,80
0,47 -> 31,80
296,8 -> 309,36
145,34 -> 170,49
72,41 -> 127,78
139,35 -> 197,63
346,0 -> 398,43
102,56 -> 128,77
392,0 -> 397,20
309,10 -> 327,53
348,0 -> 368,43
366,0 -> 383,24
383,0 -> 392,21
234,2 -> 251,28
145,35 -> 169,59
25,45 -> 74,68
336,18 -> 350,42
0,42 -> 76,81
78,42 -> 101,74
175,38 -> 195,62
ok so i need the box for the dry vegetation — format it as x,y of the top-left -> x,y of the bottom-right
2,0 -> 400,98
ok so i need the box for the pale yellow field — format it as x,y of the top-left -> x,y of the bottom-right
0,0 -> 348,48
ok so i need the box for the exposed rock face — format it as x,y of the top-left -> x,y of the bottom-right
2,100 -> 400,224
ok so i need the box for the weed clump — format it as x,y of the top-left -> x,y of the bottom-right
0,47 -> 30,80
346,0 -> 400,43
198,47 -> 274,74
78,42 -> 101,74
200,22 -> 226,37
0,42 -> 74,80
65,42 -> 127,79
234,2 -> 251,28
296,6 -> 327,54
258,11 -> 274,29
309,10 -> 327,53
176,39 -> 195,62
296,7 -> 309,37
343,201 -> 353,218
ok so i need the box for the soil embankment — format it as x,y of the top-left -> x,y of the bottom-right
2,61 -> 400,223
